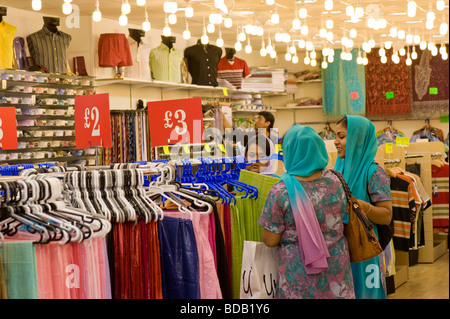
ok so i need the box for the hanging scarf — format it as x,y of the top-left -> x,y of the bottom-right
280,124 -> 330,274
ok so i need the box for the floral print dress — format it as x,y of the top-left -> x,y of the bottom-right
258,169 -> 355,299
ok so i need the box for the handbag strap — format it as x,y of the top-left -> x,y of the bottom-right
329,169 -> 352,201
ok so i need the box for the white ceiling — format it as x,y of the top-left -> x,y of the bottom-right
1,0 -> 449,51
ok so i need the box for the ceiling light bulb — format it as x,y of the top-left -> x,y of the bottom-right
266,0 -> 275,5
328,55 -> 334,63
137,0 -> 146,6
326,19 -> 333,29
357,55 -> 363,64
350,29 -> 357,38
119,14 -> 128,26
362,57 -> 368,65
407,1 -> 417,17
420,40 -> 427,50
368,39 -> 376,48
164,1 -> 177,14
428,41 -> 435,50
321,60 -> 328,68
436,0 -> 445,10
440,23 -> 448,35
298,39 -> 306,48
163,25 -> 171,36
427,11 -> 436,21
32,0 -> 42,11
411,50 -> 418,59
414,35 -> 421,44
270,50 -> 277,58
381,55 -> 387,63
299,8 -> 307,19
324,0 -> 333,11
238,31 -> 246,42
122,0 -> 131,14
183,29 -> 191,40
355,7 -> 364,18
260,47 -> 267,57
285,52 -> 292,61
306,41 -> 313,51
379,47 -> 386,56
406,34 -> 413,44
311,59 -> 317,66
293,18 -> 301,30
142,20 -> 151,31
319,28 -> 327,38
341,50 -> 347,60
439,44 -> 447,54
235,41 -> 242,51
304,55 -> 311,65
93,5 -> 102,22
442,52 -> 448,60
185,6 -> 194,18
431,46 -> 438,55
398,30 -> 406,39
224,17 -> 232,28
326,32 -> 334,42
62,2 -> 73,15
301,25 -> 309,35
245,41 -> 252,54
271,11 -> 280,24
214,0 -> 224,9
289,44 -> 296,54
292,55 -> 299,64
390,27 -> 398,37
216,34 -> 224,47
384,41 -> 392,49
399,47 -> 406,56
207,23 -> 215,33
309,50 -> 316,59
266,41 -> 273,53
346,6 -> 354,17
168,13 -> 177,24
426,20 -> 434,29
201,33 -> 209,44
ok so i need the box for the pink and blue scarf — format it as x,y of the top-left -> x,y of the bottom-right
281,125 -> 330,274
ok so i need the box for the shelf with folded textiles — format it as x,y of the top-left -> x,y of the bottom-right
0,69 -> 97,167
0,155 -> 94,165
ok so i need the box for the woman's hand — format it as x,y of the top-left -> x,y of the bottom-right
356,199 -> 393,225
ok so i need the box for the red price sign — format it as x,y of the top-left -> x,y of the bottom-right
75,93 -> 112,149
148,98 -> 204,147
0,107 -> 18,150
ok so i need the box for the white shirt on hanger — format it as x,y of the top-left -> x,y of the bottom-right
125,37 -> 151,80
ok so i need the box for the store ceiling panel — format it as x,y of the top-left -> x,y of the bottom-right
1,0 -> 449,52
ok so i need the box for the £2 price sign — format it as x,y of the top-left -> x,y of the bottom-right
75,93 -> 112,149
147,98 -> 204,147
0,107 -> 18,150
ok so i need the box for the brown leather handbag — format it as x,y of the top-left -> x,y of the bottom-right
330,170 -> 383,263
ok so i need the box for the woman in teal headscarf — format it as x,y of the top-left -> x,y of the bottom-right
334,115 -> 393,299
258,124 -> 355,299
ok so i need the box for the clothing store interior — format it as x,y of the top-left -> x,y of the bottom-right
0,0 -> 448,302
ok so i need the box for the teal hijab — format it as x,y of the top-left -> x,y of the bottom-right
281,125 -> 330,274
334,115 -> 378,202
334,115 -> 386,300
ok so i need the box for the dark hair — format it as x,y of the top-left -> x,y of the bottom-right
258,111 -> 275,129
245,134 -> 272,159
336,116 -> 347,128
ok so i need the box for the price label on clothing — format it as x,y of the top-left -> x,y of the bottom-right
0,107 -> 18,150
163,145 -> 170,154
385,143 -> 393,154
223,87 -> 228,96
204,143 -> 212,152
350,92 -> 359,99
396,136 -> 410,147
74,93 -> 112,149
429,87 -> 438,95
147,98 -> 204,147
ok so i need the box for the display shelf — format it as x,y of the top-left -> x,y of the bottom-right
296,79 -> 322,84
95,77 -> 287,97
0,69 -> 96,166
273,105 -> 322,110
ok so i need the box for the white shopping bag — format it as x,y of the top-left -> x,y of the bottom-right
240,240 -> 278,299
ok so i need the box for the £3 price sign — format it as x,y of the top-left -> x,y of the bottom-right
75,93 -> 112,149
147,98 -> 204,147
0,107 -> 18,150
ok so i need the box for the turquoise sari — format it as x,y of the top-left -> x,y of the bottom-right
334,115 -> 386,299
